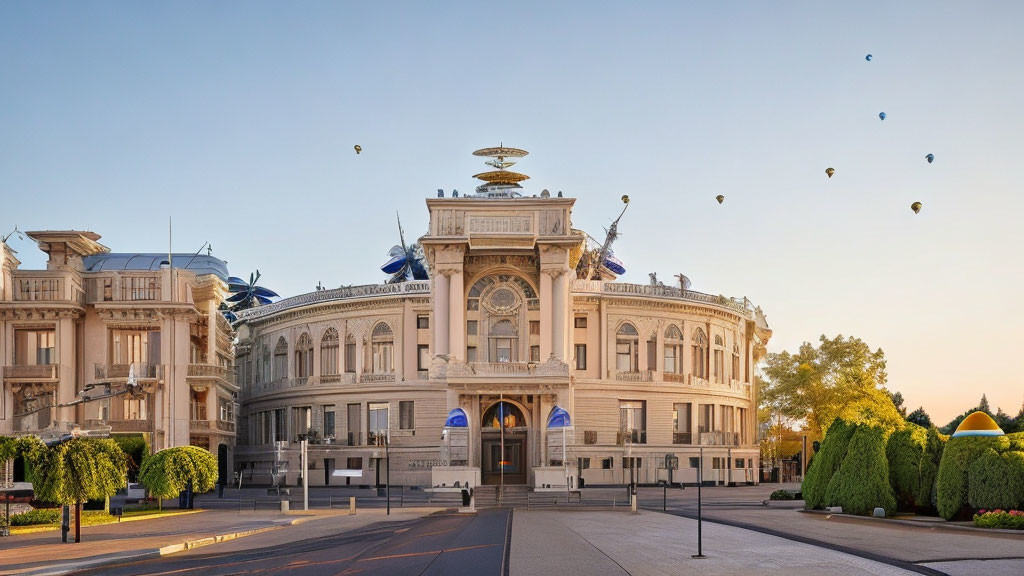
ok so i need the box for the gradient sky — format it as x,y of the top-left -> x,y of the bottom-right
2,2 -> 1022,425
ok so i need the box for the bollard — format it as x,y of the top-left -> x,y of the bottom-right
349,496 -> 356,515
280,500 -> 289,513
631,492 -> 637,514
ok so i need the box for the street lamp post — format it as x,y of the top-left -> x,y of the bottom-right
692,446 -> 705,559
385,430 -> 391,516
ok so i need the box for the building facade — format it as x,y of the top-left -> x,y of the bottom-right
233,148 -> 772,489
0,231 -> 236,460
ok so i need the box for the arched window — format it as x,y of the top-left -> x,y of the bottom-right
370,323 -> 394,374
482,401 -> 526,429
616,323 -> 639,372
273,337 -> 288,381
295,333 -> 313,378
664,324 -> 683,374
321,328 -> 339,376
691,329 -> 708,379
732,343 -> 741,383
489,319 -> 518,363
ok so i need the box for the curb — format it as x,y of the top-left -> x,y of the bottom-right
799,509 -> 1024,536
14,517 -> 305,576
9,510 -> 205,536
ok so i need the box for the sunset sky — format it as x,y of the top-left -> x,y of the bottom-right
3,2 -> 1021,425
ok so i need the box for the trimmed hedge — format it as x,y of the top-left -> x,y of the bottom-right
967,450 -> 1024,512
974,509 -> 1024,530
915,427 -> 946,513
9,508 -> 61,526
824,425 -> 897,516
886,425 -> 927,511
802,419 -> 855,509
936,434 -> 1011,520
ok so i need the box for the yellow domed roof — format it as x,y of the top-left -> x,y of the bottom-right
952,411 -> 1004,438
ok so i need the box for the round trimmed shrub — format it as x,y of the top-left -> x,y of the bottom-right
824,425 -> 896,516
968,450 -> 1024,512
139,446 -> 218,502
886,425 -> 927,511
802,419 -> 855,509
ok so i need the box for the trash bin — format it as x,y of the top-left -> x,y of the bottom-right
461,489 -> 471,507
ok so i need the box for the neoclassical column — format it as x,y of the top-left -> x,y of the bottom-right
448,268 -> 464,361
539,272 -> 553,360
551,270 -> 567,361
434,272 -> 450,357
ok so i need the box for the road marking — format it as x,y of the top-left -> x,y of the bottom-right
357,543 -> 499,562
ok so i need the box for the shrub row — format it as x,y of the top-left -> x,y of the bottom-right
935,433 -> 1024,520
973,509 -> 1024,530
9,508 -> 61,526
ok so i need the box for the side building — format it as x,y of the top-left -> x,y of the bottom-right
0,231 -> 236,465
232,147 -> 771,489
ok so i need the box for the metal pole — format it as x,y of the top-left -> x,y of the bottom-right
692,447 -> 705,559
499,395 -> 504,507
302,438 -> 308,511
386,431 -> 391,516
563,428 -> 569,503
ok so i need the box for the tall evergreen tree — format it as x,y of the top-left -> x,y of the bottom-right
906,407 -> 933,428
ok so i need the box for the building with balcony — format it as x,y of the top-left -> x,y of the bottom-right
232,147 -> 772,490
0,231 -> 236,465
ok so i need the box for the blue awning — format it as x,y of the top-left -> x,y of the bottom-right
547,406 -> 571,428
444,408 -> 469,428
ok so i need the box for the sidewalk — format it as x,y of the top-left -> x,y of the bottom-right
0,506 -> 442,576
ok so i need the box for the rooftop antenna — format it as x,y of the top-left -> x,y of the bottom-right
586,195 -> 630,280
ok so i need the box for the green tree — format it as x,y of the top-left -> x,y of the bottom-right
993,408 -> 1014,433
889,391 -> 907,418
139,446 -> 217,509
28,438 -> 128,506
967,450 -> 1024,511
915,427 -> 946,513
802,419 -> 855,509
906,407 -> 933,428
112,434 -> 149,483
886,425 -> 927,511
760,334 -> 902,438
824,426 -> 897,516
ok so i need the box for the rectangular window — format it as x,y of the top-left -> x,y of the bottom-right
721,405 -> 735,434
622,457 -> 642,469
712,457 -> 725,470
574,317 -> 587,328
616,342 -> 632,372
619,401 -> 646,444
466,320 -> 478,336
111,329 -> 160,365
574,344 -> 587,370
689,457 -> 700,468
467,346 -> 477,363
323,406 -> 336,437
345,342 -> 356,373
698,404 -> 714,434
346,457 -> 363,470
578,457 -> 591,470
601,457 -> 613,470
368,402 -> 389,440
347,403 -> 361,444
274,409 -> 286,442
738,408 -> 748,444
647,340 -> 656,371
124,397 -> 147,420
14,329 -> 56,365
529,320 -> 540,335
399,401 -> 415,430
292,406 -> 312,439
417,315 -> 429,329
672,403 -> 692,444
714,350 -> 724,382
664,346 -> 677,373
530,345 -> 540,362
732,354 -> 740,381
417,345 -> 430,371
735,458 -> 745,469
584,430 -> 597,444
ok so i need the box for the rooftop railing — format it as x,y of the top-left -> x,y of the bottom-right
236,281 -> 431,322
571,279 -> 753,317
3,365 -> 59,380
10,274 -> 85,305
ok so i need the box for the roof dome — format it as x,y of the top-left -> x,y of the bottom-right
952,411 -> 1004,438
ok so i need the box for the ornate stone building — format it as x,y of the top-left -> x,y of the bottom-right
233,147 -> 772,490
0,231 -> 236,459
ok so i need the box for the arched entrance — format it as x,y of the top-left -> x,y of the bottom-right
481,401 -> 528,485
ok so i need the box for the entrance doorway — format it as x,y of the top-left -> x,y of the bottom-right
480,401 -> 529,485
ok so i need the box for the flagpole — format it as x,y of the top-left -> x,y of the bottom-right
499,393 -> 504,506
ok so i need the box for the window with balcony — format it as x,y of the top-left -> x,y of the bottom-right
574,344 -> 587,370
721,405 -> 735,436
323,405 -> 336,437
619,400 -> 646,444
664,325 -> 682,374
400,401 -> 415,430
698,403 -> 714,434
370,323 -> 394,373
616,323 -> 639,372
190,389 -> 207,420
295,333 -> 313,378
673,403 -> 692,444
691,328 -> 708,379
489,319 -> 517,363
111,329 -> 160,365
347,403 -> 361,445
272,337 -> 288,381
368,402 -> 389,442
124,396 -> 147,420
321,328 -> 339,376
292,406 -> 312,440
14,329 -> 55,365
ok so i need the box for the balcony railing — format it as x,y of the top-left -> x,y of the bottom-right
215,420 -> 236,433
98,419 -> 152,433
673,432 -> 693,444
187,364 -> 233,380
663,372 -> 686,383
699,431 -> 740,446
614,370 -> 653,382
359,373 -> 396,383
616,429 -> 647,445
3,365 -> 59,380
190,419 -> 211,430
447,360 -> 570,378
571,279 -> 754,318
94,363 -> 163,380
11,275 -> 85,305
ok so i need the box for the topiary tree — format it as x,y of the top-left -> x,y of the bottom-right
915,427 -> 946,513
824,425 -> 897,516
139,446 -> 217,509
29,438 -> 128,507
802,419 -> 855,509
936,435 -> 1008,520
967,450 -> 1024,512
886,425 -> 927,512
113,434 -> 150,483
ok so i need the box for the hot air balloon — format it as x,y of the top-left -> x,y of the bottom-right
226,271 -> 280,312
925,153 -> 934,164
879,112 -> 886,121
866,54 -> 873,61
911,201 -> 922,214
354,145 -> 362,154
825,167 -> 835,178
715,195 -> 724,204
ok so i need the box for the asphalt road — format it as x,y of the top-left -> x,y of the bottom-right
76,509 -> 511,576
